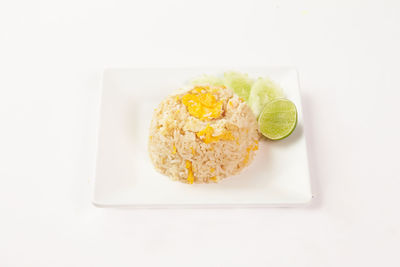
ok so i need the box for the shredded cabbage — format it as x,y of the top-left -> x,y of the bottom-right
223,71 -> 253,101
248,77 -> 284,117
190,74 -> 224,87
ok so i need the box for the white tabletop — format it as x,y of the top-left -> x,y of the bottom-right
1,1 -> 399,266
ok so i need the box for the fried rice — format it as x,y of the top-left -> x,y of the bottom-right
148,85 -> 260,184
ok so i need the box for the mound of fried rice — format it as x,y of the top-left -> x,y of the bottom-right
148,85 -> 260,184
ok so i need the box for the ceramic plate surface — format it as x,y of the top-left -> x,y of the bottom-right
93,68 -> 312,207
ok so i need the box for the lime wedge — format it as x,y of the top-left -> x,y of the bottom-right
248,77 -> 284,117
258,99 -> 297,140
223,71 -> 253,101
191,74 -> 225,87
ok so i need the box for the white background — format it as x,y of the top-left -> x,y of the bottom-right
1,0 -> 399,266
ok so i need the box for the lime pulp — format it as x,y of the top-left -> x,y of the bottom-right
258,98 -> 298,140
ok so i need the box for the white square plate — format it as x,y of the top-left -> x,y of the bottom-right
93,68 -> 312,207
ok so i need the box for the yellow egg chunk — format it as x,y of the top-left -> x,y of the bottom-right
243,142 -> 259,164
209,176 -> 217,182
196,124 -> 235,144
185,160 -> 194,184
181,88 -> 223,121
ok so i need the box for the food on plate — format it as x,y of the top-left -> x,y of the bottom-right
148,85 -> 260,184
148,71 -> 298,184
258,98 -> 297,140
190,74 -> 224,87
248,77 -> 284,117
223,71 -> 254,102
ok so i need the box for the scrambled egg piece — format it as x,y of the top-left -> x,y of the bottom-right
209,176 -> 217,182
196,124 -> 234,144
172,145 -> 177,154
181,87 -> 223,121
186,160 -> 194,184
190,146 -> 196,156
243,143 -> 259,165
